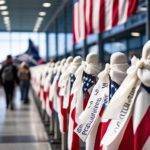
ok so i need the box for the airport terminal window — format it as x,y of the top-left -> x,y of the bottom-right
49,33 -> 56,57
58,33 -> 65,56
67,33 -> 73,52
0,32 -> 46,62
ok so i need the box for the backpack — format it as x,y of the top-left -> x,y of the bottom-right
2,65 -> 14,82
19,72 -> 30,80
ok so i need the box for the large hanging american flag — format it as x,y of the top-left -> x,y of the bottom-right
73,0 -> 137,43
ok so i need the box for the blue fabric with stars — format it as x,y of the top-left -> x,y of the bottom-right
82,71 -> 96,94
109,80 -> 119,100
70,73 -> 76,90
103,79 -> 119,108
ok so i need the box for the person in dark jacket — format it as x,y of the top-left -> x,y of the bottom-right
18,62 -> 31,104
0,55 -> 19,110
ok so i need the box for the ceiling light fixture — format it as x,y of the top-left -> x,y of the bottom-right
33,17 -> 44,32
131,32 -> 140,37
4,19 -> 9,24
0,0 -> 5,5
0,5 -> 7,10
3,16 -> 9,20
39,12 -> 46,16
43,2 -> 51,8
1,10 -> 9,15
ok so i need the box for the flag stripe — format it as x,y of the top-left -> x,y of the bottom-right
85,0 -> 93,34
92,0 -> 101,33
118,0 -> 128,25
99,0 -> 105,32
127,0 -> 137,17
105,0 -> 114,30
112,0 -> 119,27
73,2 -> 80,43
79,0 -> 86,40
134,108 -> 150,150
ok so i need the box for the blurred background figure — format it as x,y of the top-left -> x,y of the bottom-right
18,62 -> 31,104
0,55 -> 19,110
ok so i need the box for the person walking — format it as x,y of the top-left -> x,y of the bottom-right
0,55 -> 19,110
18,62 -> 31,104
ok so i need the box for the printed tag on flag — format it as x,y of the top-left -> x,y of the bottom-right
101,81 -> 141,146
74,79 -> 109,141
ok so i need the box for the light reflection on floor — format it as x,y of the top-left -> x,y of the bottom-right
0,87 -> 51,150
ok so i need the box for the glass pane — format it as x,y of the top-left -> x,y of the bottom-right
0,32 -> 46,62
67,33 -> 73,52
49,33 -> 56,57
38,33 -> 46,59
58,33 -> 65,55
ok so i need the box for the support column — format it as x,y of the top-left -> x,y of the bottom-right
146,0 -> 150,40
72,43 -> 76,56
64,6 -> 68,58
126,38 -> 129,58
55,19 -> 59,60
98,33 -> 104,66
62,9 -> 68,150
46,32 -> 49,62
83,38 -> 88,59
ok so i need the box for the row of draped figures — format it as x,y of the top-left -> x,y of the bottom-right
31,41 -> 150,150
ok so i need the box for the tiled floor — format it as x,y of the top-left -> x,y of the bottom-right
0,87 -> 52,150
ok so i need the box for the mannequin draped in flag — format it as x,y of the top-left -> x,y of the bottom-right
101,41 -> 150,150
69,53 -> 101,150
75,52 -> 128,150
57,57 -> 73,133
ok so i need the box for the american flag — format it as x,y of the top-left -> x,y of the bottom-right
82,71 -> 97,108
99,83 -> 150,150
82,71 -> 96,93
109,80 -> 119,100
103,79 -> 119,108
73,0 -> 137,43
92,80 -> 120,150
68,71 -> 97,150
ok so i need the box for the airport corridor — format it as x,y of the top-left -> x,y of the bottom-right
0,87 -> 51,150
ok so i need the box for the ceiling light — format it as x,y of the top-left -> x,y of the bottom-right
43,2 -> 51,8
37,17 -> 43,21
0,5 -> 7,10
1,11 -> 9,15
3,16 -> 9,20
4,19 -> 9,24
33,18 -> 43,32
39,12 -> 46,16
4,17 -> 10,24
131,32 -> 140,37
6,27 -> 11,31
0,0 -> 5,5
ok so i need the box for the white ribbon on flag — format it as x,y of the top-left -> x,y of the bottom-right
74,64 -> 110,141
101,58 -> 147,146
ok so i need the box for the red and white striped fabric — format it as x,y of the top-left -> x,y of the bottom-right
68,65 -> 85,150
99,84 -> 150,150
100,56 -> 150,150
68,63 -> 99,150
73,0 -> 137,43
45,68 -> 54,117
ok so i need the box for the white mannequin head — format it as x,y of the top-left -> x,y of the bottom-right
110,52 -> 127,65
